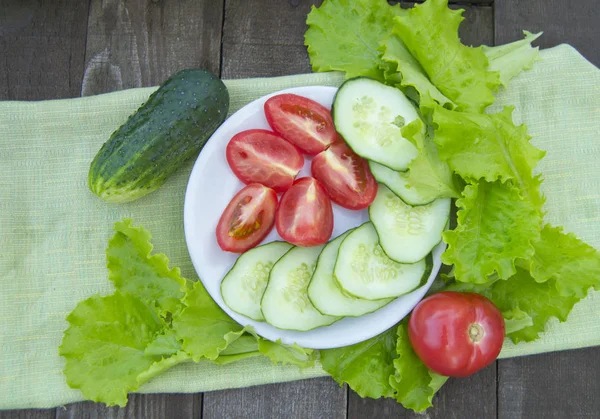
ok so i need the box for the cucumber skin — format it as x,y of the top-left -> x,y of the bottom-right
88,69 -> 229,203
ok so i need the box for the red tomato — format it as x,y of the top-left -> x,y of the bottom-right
408,292 -> 505,377
216,183 -> 278,253
311,139 -> 378,210
275,177 -> 333,247
226,129 -> 304,193
264,94 -> 337,155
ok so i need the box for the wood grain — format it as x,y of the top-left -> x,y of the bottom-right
221,0 -> 322,79
498,347 -> 600,419
495,0 -> 600,66
0,409 -> 54,419
55,393 -> 201,419
348,363 -> 496,419
0,0 -> 90,100
202,377 -> 347,419
81,0 -> 224,96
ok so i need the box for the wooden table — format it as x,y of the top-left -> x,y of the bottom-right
1,1 -> 599,418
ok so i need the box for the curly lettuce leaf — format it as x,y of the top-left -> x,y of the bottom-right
442,180 -> 541,283
304,0 -> 403,81
483,31 -> 542,87
432,106 -> 546,195
107,219 -> 190,316
212,335 -> 262,365
448,268 -> 581,343
172,281 -> 245,361
379,35 -> 454,109
528,225 -> 600,298
390,323 -> 447,412
258,339 -> 317,369
59,292 -> 190,406
400,119 -> 461,201
393,0 -> 500,112
319,327 -> 398,399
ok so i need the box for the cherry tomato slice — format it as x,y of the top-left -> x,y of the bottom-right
408,292 -> 505,378
226,129 -> 304,193
264,93 -> 337,155
275,177 -> 333,247
216,183 -> 278,253
311,139 -> 378,210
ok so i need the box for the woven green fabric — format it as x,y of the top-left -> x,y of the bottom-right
1,45 -> 599,409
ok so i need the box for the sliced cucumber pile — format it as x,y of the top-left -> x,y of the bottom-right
308,230 -> 393,317
220,241 -> 293,321
369,184 -> 450,264
261,245 -> 340,331
332,77 -> 419,171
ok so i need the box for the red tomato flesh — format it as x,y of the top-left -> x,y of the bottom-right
264,94 -> 338,155
275,177 -> 334,247
216,183 -> 278,253
408,292 -> 505,377
226,129 -> 304,193
311,139 -> 378,210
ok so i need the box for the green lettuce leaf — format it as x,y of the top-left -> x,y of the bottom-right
172,281 -> 245,361
258,339 -> 317,369
442,180 -> 541,283
211,334 -> 262,365
379,34 -> 454,109
144,329 -> 182,357
393,0 -> 500,112
319,327 -> 398,399
483,31 -> 542,87
304,0 -> 402,81
390,323 -> 448,412
59,292 -> 190,406
107,219 -> 190,316
528,225 -> 600,297
400,119 -> 461,201
432,106 -> 546,195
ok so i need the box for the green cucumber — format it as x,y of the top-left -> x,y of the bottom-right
88,69 -> 229,203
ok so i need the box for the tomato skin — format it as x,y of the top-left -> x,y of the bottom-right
275,177 -> 334,247
216,183 -> 278,253
226,129 -> 304,193
311,139 -> 378,210
408,292 -> 505,378
264,94 -> 338,155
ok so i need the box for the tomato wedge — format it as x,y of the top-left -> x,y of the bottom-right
408,292 -> 505,377
311,139 -> 378,210
216,183 -> 278,253
264,93 -> 337,155
226,129 -> 304,193
275,177 -> 333,247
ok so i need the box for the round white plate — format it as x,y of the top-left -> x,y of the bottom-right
183,85 -> 444,349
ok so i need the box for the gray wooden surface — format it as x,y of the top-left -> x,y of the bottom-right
1,0 -> 599,417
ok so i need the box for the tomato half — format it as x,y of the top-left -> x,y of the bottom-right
226,129 -> 304,193
408,292 -> 505,377
311,139 -> 378,210
275,177 -> 333,247
264,93 -> 337,155
216,183 -> 278,253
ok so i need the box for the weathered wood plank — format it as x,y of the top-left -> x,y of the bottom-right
498,347 -> 600,419
203,378 -> 347,419
0,409 -> 54,419
0,0 -> 90,100
348,363 -> 496,419
495,0 -> 600,66
55,393 -> 201,419
81,0 -> 224,96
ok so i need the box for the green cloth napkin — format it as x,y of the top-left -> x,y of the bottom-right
1,44 -> 600,410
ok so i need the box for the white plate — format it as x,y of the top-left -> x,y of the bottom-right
183,85 -> 444,349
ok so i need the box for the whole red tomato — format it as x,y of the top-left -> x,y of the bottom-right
408,291 -> 505,377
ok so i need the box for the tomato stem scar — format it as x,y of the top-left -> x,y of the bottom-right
469,323 -> 485,343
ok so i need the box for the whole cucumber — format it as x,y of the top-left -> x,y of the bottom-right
88,69 -> 229,203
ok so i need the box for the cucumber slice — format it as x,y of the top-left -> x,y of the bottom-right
369,184 -> 450,264
332,77 -> 420,171
334,222 -> 427,300
368,161 -> 435,206
220,241 -> 293,321
308,231 -> 393,317
261,245 -> 340,331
